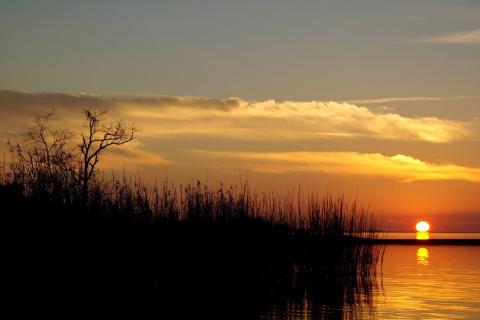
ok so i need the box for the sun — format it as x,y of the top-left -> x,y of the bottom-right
416,221 -> 430,232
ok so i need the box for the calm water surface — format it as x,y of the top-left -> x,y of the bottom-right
384,232 -> 480,240
373,245 -> 480,319
263,234 -> 480,319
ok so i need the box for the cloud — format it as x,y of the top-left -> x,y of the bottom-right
0,90 -> 239,115
0,90 -> 476,145
119,98 -> 472,143
344,96 -> 477,105
0,90 -> 112,113
193,150 -> 480,183
414,28 -> 480,44
102,141 -> 171,169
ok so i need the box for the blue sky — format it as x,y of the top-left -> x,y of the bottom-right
1,0 -> 479,100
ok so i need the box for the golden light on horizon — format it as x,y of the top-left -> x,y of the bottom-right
416,232 -> 430,240
416,221 -> 430,232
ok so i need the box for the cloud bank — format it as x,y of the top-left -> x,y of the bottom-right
193,150 -> 480,183
3,90 -> 470,143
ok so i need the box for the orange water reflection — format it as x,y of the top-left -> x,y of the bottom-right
376,245 -> 480,319
416,247 -> 429,265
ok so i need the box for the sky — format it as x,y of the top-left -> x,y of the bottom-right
1,0 -> 479,231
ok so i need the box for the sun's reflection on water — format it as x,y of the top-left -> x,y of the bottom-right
378,245 -> 480,319
416,247 -> 429,266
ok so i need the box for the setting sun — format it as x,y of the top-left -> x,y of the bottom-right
416,221 -> 431,232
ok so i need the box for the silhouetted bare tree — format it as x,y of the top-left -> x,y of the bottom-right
78,109 -> 136,200
8,111 -> 76,196
7,109 -> 136,205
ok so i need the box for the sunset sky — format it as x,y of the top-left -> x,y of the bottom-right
1,1 -> 479,231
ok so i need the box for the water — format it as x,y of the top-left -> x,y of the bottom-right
262,234 -> 480,319
383,232 -> 480,240
22,231 -> 478,319
373,245 -> 480,319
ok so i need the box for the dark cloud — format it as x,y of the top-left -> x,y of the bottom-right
119,96 -> 240,111
0,90 -> 112,115
0,90 -> 241,115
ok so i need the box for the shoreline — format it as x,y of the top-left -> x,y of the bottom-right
372,239 -> 480,245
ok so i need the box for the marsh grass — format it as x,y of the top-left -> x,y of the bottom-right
87,176 -> 382,238
1,163 -> 383,319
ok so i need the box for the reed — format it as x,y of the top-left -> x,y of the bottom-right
84,176 -> 382,239
1,162 -> 383,319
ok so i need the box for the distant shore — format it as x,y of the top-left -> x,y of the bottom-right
373,239 -> 480,245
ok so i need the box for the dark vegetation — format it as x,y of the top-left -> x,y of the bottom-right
2,111 -> 383,319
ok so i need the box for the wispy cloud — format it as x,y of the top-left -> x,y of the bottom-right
414,28 -> 480,44
193,150 -> 480,183
344,96 -> 477,105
